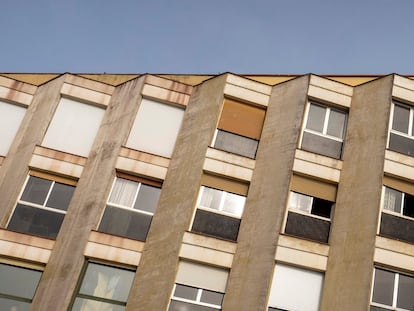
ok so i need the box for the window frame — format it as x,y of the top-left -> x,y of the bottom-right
169,283 -> 223,310
389,101 -> 414,138
286,191 -> 333,221
381,186 -> 414,220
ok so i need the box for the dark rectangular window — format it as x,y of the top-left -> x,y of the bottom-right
388,101 -> 414,156
169,284 -> 224,311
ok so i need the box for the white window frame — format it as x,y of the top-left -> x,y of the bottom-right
170,284 -> 223,310
287,191 -> 332,221
370,268 -> 414,311
381,186 -> 414,220
388,101 -> 414,151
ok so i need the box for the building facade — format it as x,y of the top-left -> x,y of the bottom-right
0,72 -> 413,311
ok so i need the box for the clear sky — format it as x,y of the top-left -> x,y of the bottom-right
1,0 -> 414,75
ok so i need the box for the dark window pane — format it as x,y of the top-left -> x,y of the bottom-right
8,204 -> 64,239
285,212 -> 330,243
392,104 -> 410,133
200,290 -> 224,306
79,263 -> 134,302
99,205 -> 153,241
306,104 -> 325,133
403,193 -> 414,218
327,110 -> 346,139
169,300 -> 218,311
0,263 -> 42,299
312,198 -> 332,218
370,306 -> 389,311
192,209 -> 240,241
46,182 -> 75,211
0,298 -> 31,311
214,130 -> 258,159
397,274 -> 414,309
389,132 -> 414,156
301,132 -> 343,159
372,269 -> 394,306
380,212 -> 414,243
174,284 -> 198,300
72,297 -> 125,311
20,176 -> 52,205
134,184 -> 160,213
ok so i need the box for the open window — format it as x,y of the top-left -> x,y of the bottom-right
300,102 -> 347,159
388,101 -> 414,156
213,98 -> 265,159
98,174 -> 161,241
7,172 -> 76,239
191,174 -> 248,242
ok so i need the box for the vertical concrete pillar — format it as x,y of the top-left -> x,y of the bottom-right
30,77 -> 145,310
320,76 -> 393,311
0,75 -> 65,226
126,75 -> 227,311
222,75 -> 310,311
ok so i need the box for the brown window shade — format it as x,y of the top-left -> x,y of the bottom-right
29,170 -> 77,186
290,174 -> 337,202
200,174 -> 248,196
217,99 -> 265,140
383,175 -> 414,195
116,171 -> 162,188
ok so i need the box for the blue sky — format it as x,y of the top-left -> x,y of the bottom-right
1,0 -> 414,74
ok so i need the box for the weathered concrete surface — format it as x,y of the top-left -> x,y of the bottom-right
0,75 -> 65,226
320,76 -> 393,311
222,75 -> 310,311
126,75 -> 227,311
30,77 -> 146,310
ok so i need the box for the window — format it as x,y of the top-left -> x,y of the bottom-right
0,263 -> 42,310
191,185 -> 246,241
371,268 -> 414,310
7,174 -> 75,239
98,176 -> 161,241
383,186 -> 414,218
169,261 -> 228,311
42,97 -> 105,157
126,98 -> 184,158
0,99 -> 26,156
213,98 -> 265,159
268,264 -> 324,311
71,262 -> 135,311
301,102 -> 347,159
388,101 -> 414,156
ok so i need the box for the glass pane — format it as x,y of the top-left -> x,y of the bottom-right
222,192 -> 245,217
169,300 -> 218,311
108,178 -> 139,208
134,184 -> 161,213
289,192 -> 313,213
0,263 -> 42,299
72,297 -> 125,311
403,193 -> 414,218
174,284 -> 198,300
383,187 -> 402,213
46,182 -> 75,211
397,273 -> 414,309
0,297 -> 31,311
20,176 -> 52,205
199,187 -> 222,211
392,104 -> 410,134
327,110 -> 346,139
306,104 -> 326,133
8,204 -> 65,239
200,289 -> 224,306
301,131 -> 343,159
311,198 -> 332,219
372,269 -> 395,307
79,263 -> 134,302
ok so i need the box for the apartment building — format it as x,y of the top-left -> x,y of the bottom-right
0,72 -> 413,311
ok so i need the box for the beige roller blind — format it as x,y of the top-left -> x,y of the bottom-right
201,174 -> 249,196
175,261 -> 228,292
383,175 -> 414,195
290,174 -> 337,202
217,98 -> 265,140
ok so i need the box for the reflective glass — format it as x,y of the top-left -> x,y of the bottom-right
0,297 -> 31,311
222,192 -> 245,217
174,284 -> 198,300
0,263 -> 42,299
72,297 -> 125,311
108,178 -> 139,207
383,187 -> 402,213
200,290 -> 224,306
20,176 -> 52,205
397,274 -> 414,309
306,104 -> 325,133
199,187 -> 222,211
134,184 -> 160,213
79,263 -> 134,302
372,269 -> 394,306
169,300 -> 218,311
46,182 -> 75,211
327,110 -> 346,139
392,104 -> 410,134
289,192 -> 312,213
